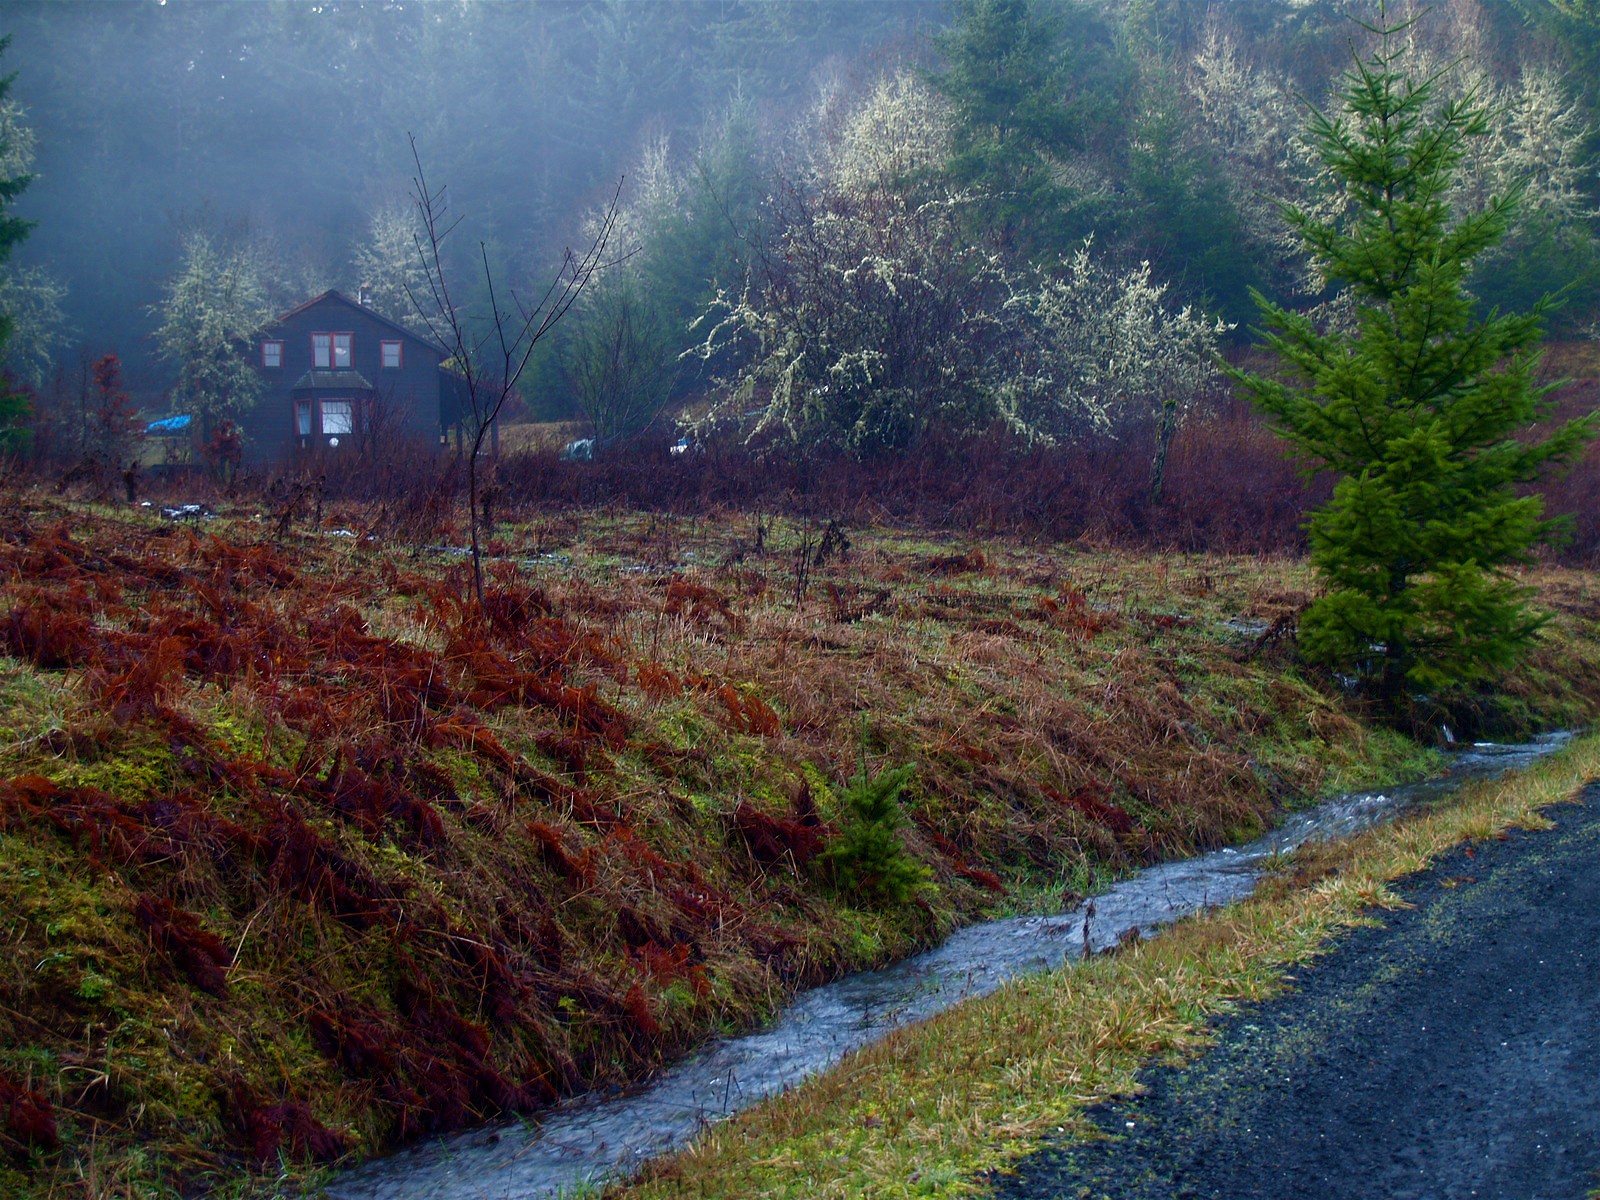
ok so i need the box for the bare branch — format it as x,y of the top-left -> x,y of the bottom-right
404,135 -> 622,612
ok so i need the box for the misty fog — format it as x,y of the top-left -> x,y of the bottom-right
1,0 -> 936,402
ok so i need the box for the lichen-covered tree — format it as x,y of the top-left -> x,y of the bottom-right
352,201 -> 433,334
693,67 -> 1232,470
690,70 -> 1012,458
151,231 -> 273,432
0,78 -> 69,396
1235,10 -> 1596,710
691,183 -> 1011,458
1002,240 -> 1231,502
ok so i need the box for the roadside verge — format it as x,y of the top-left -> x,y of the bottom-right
617,731 -> 1600,1200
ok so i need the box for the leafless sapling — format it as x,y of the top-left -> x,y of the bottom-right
405,136 -> 621,612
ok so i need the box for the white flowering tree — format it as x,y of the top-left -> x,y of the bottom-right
689,70 -> 1011,457
1183,23 -> 1313,299
690,185 -> 1013,457
808,70 -> 956,197
1001,240 -> 1232,501
691,67 -> 1235,474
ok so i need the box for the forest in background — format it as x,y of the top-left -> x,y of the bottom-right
0,0 -> 1597,454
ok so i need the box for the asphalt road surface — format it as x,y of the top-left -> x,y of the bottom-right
989,784 -> 1600,1200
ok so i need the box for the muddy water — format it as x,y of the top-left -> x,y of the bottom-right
330,734 -> 1569,1200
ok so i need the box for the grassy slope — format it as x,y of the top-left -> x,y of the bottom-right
617,735 -> 1600,1200
0,493 -> 1594,1196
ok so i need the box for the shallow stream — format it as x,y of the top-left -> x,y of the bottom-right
330,734 -> 1569,1200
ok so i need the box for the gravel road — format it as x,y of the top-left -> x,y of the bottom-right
989,783 -> 1600,1200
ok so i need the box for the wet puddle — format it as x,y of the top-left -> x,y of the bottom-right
331,734 -> 1569,1200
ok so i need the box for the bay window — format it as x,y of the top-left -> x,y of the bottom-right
320,399 -> 354,436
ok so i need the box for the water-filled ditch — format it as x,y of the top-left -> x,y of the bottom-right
330,733 -> 1570,1200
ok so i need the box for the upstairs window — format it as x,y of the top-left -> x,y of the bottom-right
262,340 -> 283,369
332,332 -> 353,368
312,332 -> 331,368
381,340 -> 402,369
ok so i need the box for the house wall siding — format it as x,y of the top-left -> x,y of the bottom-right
239,295 -> 448,466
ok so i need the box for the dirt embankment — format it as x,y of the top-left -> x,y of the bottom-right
992,784 -> 1600,1200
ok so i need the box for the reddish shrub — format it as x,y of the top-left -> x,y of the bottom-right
232,1088 -> 348,1164
0,1071 -> 58,1152
622,982 -> 662,1041
629,942 -> 712,1000
0,599 -> 100,670
718,685 -> 781,737
663,579 -> 744,633
635,663 -> 684,701
528,822 -> 592,887
302,749 -> 447,850
731,797 -> 827,868
1049,784 -> 1137,835
133,894 -> 232,995
308,1007 -> 397,1079
261,810 -> 391,927
955,865 -> 1007,893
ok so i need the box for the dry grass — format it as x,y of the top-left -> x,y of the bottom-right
0,489 -> 1593,1197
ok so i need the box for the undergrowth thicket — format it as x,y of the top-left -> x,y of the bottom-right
0,491 -> 1595,1196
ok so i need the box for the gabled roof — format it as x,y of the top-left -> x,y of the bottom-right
269,290 -> 449,356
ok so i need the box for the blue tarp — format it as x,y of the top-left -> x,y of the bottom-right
146,414 -> 193,435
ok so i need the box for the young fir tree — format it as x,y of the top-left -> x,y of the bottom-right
819,761 -> 929,907
1236,11 -> 1595,710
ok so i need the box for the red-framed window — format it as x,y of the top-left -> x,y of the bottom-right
380,340 -> 402,369
311,332 -> 354,369
261,339 -> 283,369
295,399 -> 313,437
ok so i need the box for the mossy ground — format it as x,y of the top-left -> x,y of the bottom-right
0,491 -> 1594,1198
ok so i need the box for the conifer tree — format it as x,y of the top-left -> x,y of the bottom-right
0,36 -> 35,446
819,762 -> 928,906
1235,9 -> 1595,709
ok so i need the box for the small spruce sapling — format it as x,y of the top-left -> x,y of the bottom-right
818,761 -> 930,906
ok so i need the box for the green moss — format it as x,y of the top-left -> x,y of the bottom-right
0,659 -> 77,743
46,729 -> 177,797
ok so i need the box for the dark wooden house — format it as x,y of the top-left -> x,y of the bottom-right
238,290 -> 466,466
